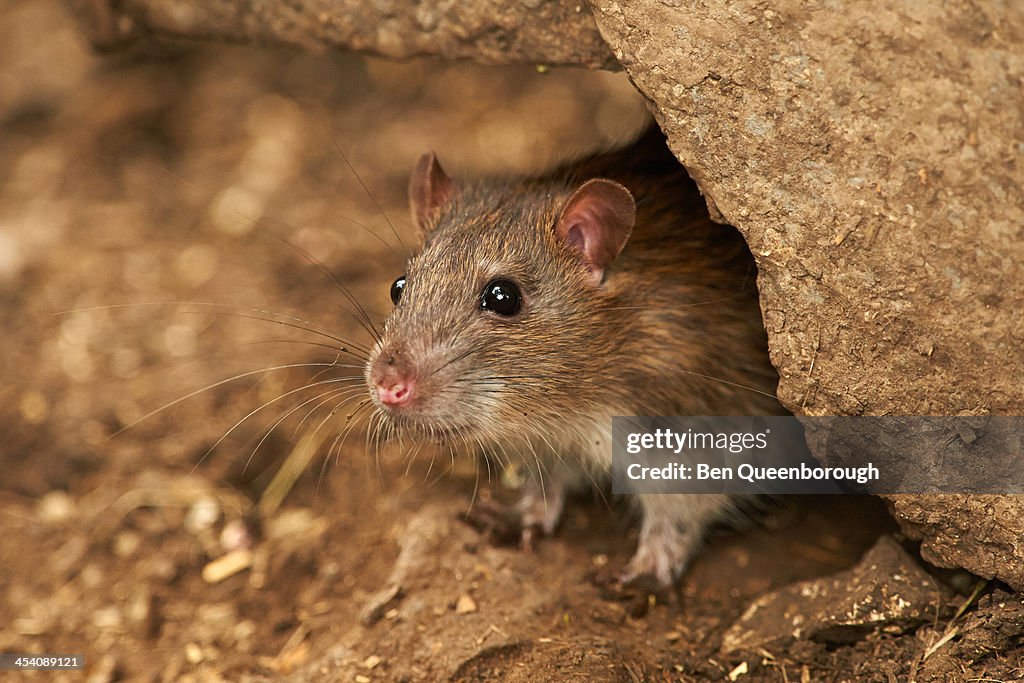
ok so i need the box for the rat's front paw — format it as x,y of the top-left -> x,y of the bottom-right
460,495 -> 524,547
619,519 -> 701,588
587,522 -> 698,615
515,483 -> 566,552
460,480 -> 567,552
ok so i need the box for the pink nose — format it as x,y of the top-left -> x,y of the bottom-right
377,379 -> 414,407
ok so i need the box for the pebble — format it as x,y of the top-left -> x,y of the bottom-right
202,548 -> 253,584
36,490 -> 76,524
455,594 -> 478,615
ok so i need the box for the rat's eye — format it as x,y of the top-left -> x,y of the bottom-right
480,279 -> 521,316
390,275 -> 407,305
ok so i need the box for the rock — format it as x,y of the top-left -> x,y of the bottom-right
952,590 -> 1024,662
587,0 -> 1024,590
455,594 -> 478,615
721,536 -> 950,652
66,0 -> 616,68
888,495 -> 1024,591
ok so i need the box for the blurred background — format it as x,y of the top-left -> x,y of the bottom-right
0,2 -> 896,680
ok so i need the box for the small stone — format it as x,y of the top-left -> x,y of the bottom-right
113,530 -> 141,558
234,619 -> 257,642
36,490 -> 76,524
362,655 -> 382,669
92,606 -> 123,630
126,588 -> 152,626
184,642 -> 204,664
202,548 -> 253,584
184,496 -> 220,534
728,661 -> 748,680
455,594 -> 478,615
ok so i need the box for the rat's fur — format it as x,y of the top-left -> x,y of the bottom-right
366,126 -> 783,585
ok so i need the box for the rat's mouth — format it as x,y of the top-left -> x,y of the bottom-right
373,407 -> 479,445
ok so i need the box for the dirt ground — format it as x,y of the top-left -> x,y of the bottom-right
1,2 -> 1021,681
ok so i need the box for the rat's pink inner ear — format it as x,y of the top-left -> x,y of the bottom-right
555,178 -> 636,286
409,152 -> 455,235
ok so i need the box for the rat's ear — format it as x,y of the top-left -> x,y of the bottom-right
409,152 -> 455,235
555,178 -> 636,286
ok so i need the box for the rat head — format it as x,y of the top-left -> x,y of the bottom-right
365,153 -> 636,443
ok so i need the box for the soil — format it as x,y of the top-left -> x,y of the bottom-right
1,2 -> 1021,681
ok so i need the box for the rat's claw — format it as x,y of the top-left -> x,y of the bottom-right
620,548 -> 676,588
515,483 -> 566,537
520,526 -> 535,553
460,496 -> 523,546
621,519 -> 702,588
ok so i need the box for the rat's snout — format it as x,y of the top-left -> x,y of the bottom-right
377,376 -> 414,407
369,351 -> 417,409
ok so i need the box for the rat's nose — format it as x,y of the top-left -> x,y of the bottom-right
376,378 -> 414,407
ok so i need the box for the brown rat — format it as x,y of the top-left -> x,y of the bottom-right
365,125 -> 783,586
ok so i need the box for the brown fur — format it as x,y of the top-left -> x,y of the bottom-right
366,126 -> 783,584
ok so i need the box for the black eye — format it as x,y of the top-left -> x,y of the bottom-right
480,279 -> 522,316
390,275 -> 406,305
